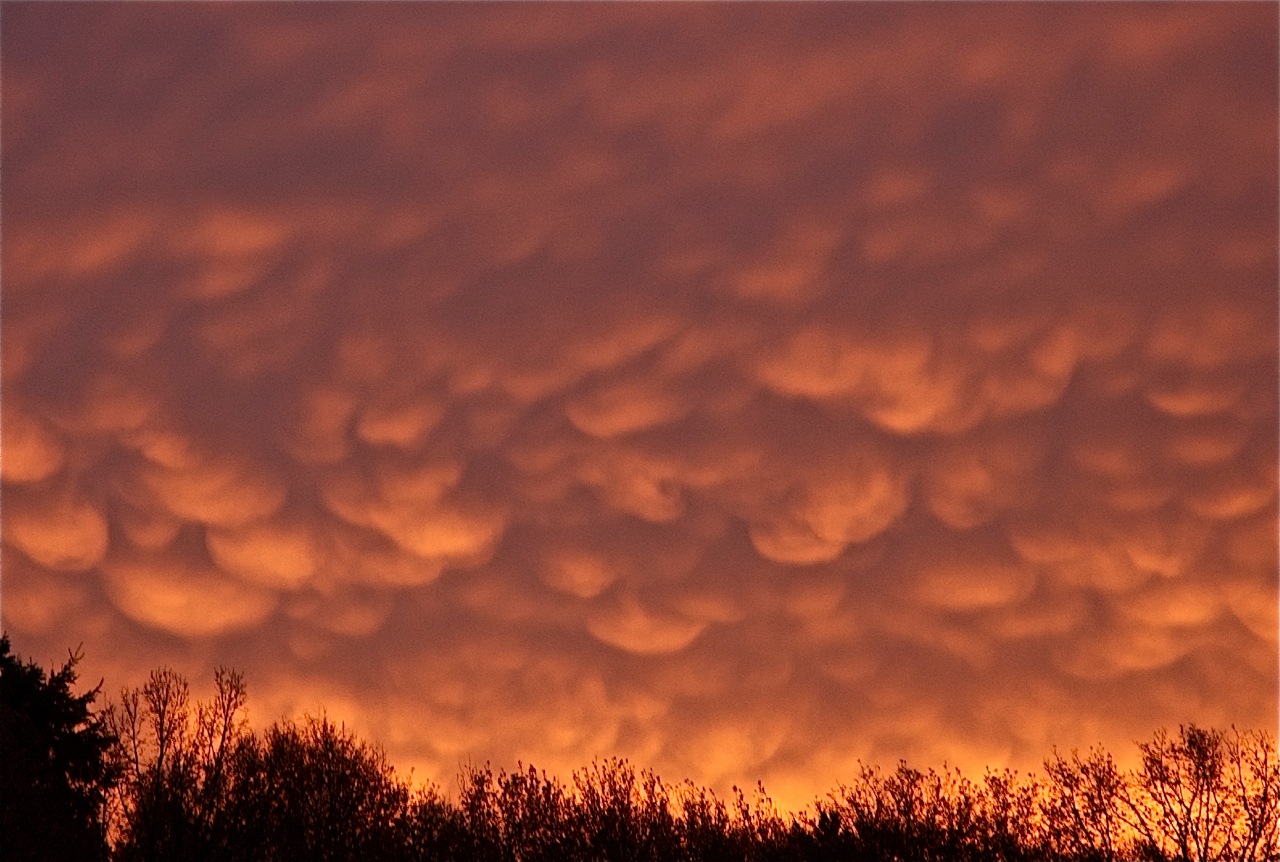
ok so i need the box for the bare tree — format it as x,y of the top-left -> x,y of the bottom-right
1113,724 -> 1280,862
1042,745 -> 1126,860
1225,726 -> 1280,862
98,665 -> 1279,862
106,667 -> 248,862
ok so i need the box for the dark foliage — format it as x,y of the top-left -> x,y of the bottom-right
0,634 -> 117,862
103,670 -> 1279,862
217,715 -> 413,862
106,666 -> 414,862
9,644 -> 1275,861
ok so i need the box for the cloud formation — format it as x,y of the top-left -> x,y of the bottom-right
3,3 -> 1275,811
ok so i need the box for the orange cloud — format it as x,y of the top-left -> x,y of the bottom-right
2,0 -> 1274,813
206,517 -> 319,589
0,402 -> 65,483
586,595 -> 707,656
102,554 -> 277,637
3,487 -> 109,572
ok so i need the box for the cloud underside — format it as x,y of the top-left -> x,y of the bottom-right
2,3 -> 1275,809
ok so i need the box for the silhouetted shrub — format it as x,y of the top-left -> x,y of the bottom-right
220,715 -> 413,862
98,661 -> 1280,862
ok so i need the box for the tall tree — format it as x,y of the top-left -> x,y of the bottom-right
0,633 -> 117,862
108,667 -> 415,862
107,666 -> 248,862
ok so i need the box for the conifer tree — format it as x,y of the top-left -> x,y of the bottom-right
0,634 -> 117,862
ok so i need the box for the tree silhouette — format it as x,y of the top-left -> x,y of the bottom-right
107,666 -> 416,862
1041,725 -> 1280,861
1043,744 -> 1126,861
1119,725 -> 1280,862
107,666 -> 247,862
220,714 -> 413,862
94,659 -> 1280,861
0,633 -> 117,862
798,761 -> 1049,862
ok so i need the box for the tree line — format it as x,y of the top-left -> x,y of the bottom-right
2,634 -> 1277,861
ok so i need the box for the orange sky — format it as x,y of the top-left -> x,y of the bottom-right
2,2 -> 1276,811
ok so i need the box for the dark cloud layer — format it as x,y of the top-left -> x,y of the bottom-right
3,3 -> 1276,809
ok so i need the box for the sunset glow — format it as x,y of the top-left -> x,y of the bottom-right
2,2 -> 1276,812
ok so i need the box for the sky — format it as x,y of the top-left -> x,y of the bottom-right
2,2 -> 1276,811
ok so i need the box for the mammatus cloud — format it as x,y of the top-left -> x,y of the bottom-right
2,3 -> 1275,811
